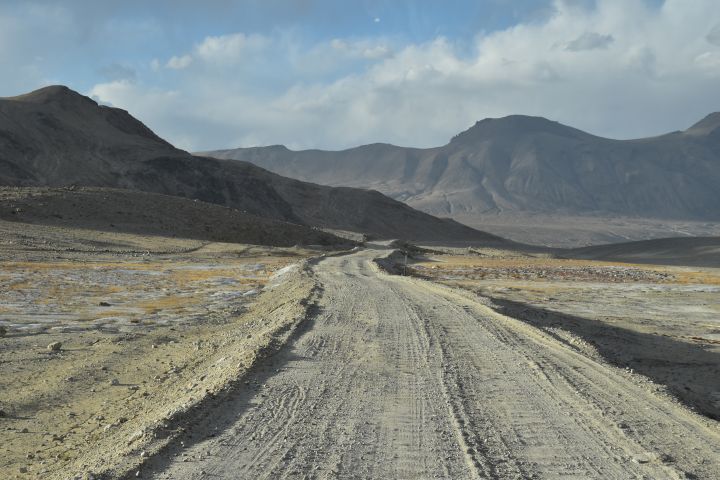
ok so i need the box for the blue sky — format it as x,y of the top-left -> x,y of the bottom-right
1,0 -> 718,150
0,0 -> 555,91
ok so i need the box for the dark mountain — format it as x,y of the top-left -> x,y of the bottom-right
203,114 -> 720,222
567,236 -> 720,268
0,86 -> 503,243
0,187 -> 346,247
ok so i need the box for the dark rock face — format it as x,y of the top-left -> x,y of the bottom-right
204,113 -> 720,222
0,86 -> 500,242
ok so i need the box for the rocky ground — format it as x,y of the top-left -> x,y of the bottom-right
140,249 -> 720,480
409,249 -> 720,420
3,219 -> 719,479
0,221 -> 329,479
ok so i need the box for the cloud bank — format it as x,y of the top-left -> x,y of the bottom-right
13,0 -> 720,151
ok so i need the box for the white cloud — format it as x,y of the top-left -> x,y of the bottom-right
166,54 -> 192,70
194,32 -> 269,64
695,51 -> 720,70
89,0 -> 720,151
564,31 -> 614,51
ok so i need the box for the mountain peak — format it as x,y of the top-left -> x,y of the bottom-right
449,115 -> 590,145
685,112 -> 720,136
5,85 -> 94,106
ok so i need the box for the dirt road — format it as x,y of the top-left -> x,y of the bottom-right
145,248 -> 720,479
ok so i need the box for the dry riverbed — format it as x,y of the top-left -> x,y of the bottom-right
0,221 -> 325,479
410,247 -> 720,420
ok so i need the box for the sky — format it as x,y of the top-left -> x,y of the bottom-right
1,0 -> 719,151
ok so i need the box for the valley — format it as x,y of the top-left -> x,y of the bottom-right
1,84 -> 719,479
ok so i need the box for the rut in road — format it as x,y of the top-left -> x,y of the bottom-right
146,249 -> 720,480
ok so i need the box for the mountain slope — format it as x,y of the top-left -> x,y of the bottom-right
0,86 -> 502,242
203,114 -> 720,222
0,187 -> 347,247
567,236 -> 720,268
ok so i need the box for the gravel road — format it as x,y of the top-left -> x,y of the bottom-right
146,248 -> 720,479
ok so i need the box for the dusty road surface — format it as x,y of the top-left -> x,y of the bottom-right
145,248 -> 720,479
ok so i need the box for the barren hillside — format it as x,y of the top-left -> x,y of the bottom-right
0,86 -> 503,243
0,187 -> 347,247
204,113 -> 720,243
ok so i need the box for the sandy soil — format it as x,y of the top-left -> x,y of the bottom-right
140,249 -> 719,479
4,223 -> 720,479
410,251 -> 720,421
0,223 -> 326,479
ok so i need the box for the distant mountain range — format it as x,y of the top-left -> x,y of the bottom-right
0,86 -> 502,243
203,113 -> 720,222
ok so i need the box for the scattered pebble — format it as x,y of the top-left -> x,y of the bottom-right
47,342 -> 62,351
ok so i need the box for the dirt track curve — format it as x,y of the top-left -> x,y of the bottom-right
144,248 -> 720,479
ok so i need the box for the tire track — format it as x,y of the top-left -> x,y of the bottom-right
149,249 -> 720,480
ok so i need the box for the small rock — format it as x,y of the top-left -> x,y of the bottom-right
135,471 -> 141,478
99,301 -> 111,307
140,450 -> 147,457
47,342 -> 62,351
0,326 -> 7,337
110,379 -> 120,386
19,466 -> 27,473
20,427 -> 28,433
0,409 -> 6,417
